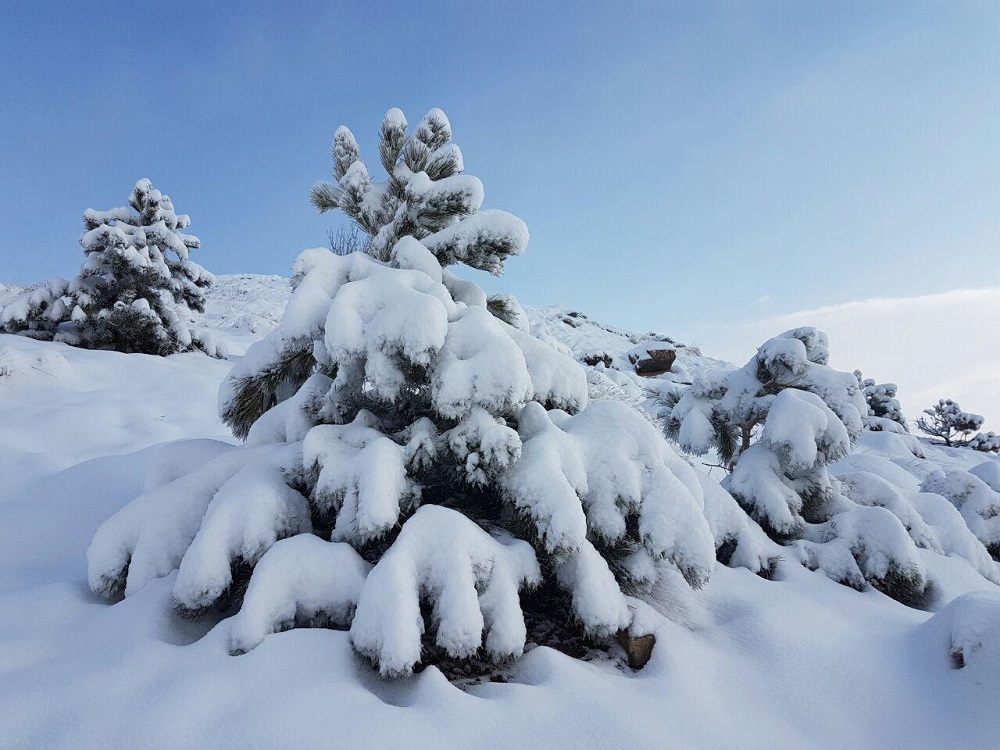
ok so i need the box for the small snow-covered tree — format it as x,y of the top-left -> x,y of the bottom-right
916,400 -> 983,447
0,278 -> 72,338
664,329 -> 865,535
663,329 -> 928,605
88,109 -> 720,678
662,329 -> 863,476
854,370 -> 908,433
0,179 -> 219,356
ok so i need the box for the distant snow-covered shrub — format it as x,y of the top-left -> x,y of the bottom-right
968,431 -> 1000,454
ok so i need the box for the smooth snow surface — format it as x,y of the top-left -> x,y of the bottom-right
1,274 -> 999,749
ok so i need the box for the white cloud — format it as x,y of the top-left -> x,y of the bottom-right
707,287 -> 1000,431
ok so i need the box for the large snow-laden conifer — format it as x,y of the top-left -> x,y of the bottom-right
0,179 -> 221,356
88,109 -> 716,678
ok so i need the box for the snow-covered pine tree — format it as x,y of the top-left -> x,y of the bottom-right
663,329 -> 864,533
87,109 -> 731,678
66,178 -> 217,354
916,400 -> 984,447
0,179 -> 220,356
854,370 -> 908,433
127,178 -> 213,316
663,329 -> 929,605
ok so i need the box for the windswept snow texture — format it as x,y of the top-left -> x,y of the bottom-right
1,274 -> 999,749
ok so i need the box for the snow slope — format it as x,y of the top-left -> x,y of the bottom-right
1,274 -> 998,749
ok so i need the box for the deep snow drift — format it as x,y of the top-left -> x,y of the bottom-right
1,274 -> 998,749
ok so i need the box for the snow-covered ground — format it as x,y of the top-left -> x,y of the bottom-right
1,274 -> 998,749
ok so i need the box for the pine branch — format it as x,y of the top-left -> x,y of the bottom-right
486,295 -> 520,327
310,181 -> 340,213
222,345 -> 316,440
378,111 -> 408,175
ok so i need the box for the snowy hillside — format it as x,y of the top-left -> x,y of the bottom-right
1,274 -> 999,749
198,274 -> 291,338
0,283 -> 25,307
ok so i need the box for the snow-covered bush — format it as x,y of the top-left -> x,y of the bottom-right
968,431 -> 1000,454
916,399 -> 984,447
0,278 -> 71,338
0,345 -> 72,384
662,328 -> 865,522
0,179 -> 221,356
662,329 -> 863,473
662,329 -> 934,604
827,431 -> 1000,591
921,470 -> 1000,559
854,370 -> 908,432
836,469 -> 999,584
88,108 -> 718,678
797,505 -> 927,605
921,591 -> 1000,669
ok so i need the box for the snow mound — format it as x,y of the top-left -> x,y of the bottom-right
921,590 -> 1000,669
0,345 -> 72,384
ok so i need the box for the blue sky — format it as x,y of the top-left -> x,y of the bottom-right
2,1 -> 998,355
